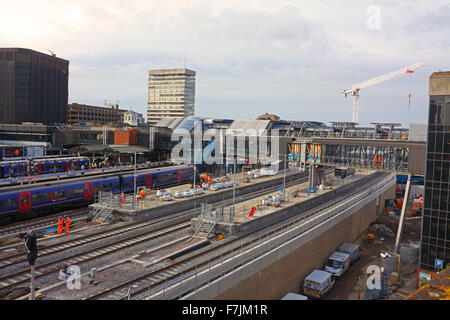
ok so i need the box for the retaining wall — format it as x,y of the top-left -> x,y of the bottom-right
183,175 -> 395,300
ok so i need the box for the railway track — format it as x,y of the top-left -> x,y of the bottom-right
1,173 -> 309,269
0,208 -> 89,238
0,172 -> 311,294
84,172 -> 388,300
0,220 -> 191,291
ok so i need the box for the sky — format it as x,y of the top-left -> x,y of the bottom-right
1,0 -> 449,127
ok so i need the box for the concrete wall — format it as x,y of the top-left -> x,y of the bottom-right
181,178 -> 395,300
212,184 -> 394,300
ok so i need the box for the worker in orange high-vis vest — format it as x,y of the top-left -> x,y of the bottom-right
64,215 -> 71,233
139,188 -> 146,199
121,192 -> 125,205
57,216 -> 64,235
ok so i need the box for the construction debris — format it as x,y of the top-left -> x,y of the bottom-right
369,224 -> 395,237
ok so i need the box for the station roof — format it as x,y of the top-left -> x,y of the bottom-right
154,117 -> 184,131
109,145 -> 153,154
228,119 -> 271,135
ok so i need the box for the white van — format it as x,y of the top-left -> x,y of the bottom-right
325,251 -> 351,279
338,243 -> 361,265
303,269 -> 335,298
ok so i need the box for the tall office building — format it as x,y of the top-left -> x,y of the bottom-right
0,48 -> 69,125
420,71 -> 450,273
147,68 -> 196,125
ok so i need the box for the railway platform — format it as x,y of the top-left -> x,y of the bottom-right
88,169 -> 308,223
191,169 -> 375,237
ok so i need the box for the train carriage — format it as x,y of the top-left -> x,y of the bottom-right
0,165 -> 193,225
0,160 -> 30,178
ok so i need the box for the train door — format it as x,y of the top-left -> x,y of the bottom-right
18,192 -> 31,212
177,169 -> 182,182
84,182 -> 93,200
146,174 -> 152,187
37,163 -> 42,175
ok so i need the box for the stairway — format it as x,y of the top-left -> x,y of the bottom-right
193,220 -> 216,239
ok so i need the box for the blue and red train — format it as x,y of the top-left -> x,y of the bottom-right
0,156 -> 90,179
0,165 -> 193,225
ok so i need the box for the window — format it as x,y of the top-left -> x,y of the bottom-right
6,197 -> 17,208
56,190 -> 64,199
32,193 -> 43,204
75,186 -> 84,195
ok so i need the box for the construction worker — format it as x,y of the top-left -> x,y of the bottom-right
65,215 -> 71,233
121,192 -> 125,205
57,216 -> 64,235
139,188 -> 146,199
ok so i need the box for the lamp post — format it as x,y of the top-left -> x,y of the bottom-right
283,154 -> 287,199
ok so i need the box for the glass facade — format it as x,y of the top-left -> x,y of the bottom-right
420,94 -> 450,272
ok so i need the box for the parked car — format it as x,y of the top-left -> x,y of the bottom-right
338,243 -> 361,265
183,189 -> 193,197
324,251 -> 351,279
303,270 -> 335,298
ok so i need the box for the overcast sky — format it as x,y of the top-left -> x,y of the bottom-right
1,0 -> 449,127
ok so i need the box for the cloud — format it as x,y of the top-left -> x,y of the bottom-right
0,0 -> 449,126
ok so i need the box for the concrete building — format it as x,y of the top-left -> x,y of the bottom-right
0,48 -> 69,125
67,103 -> 127,125
123,109 -> 144,126
420,71 -> 450,274
147,68 -> 196,125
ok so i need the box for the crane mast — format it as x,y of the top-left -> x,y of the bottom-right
342,61 -> 426,123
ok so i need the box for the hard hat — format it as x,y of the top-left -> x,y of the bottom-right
59,216 -> 62,219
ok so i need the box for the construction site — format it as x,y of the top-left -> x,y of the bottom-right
0,59 -> 448,303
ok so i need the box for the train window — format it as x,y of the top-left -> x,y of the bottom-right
32,193 -> 43,203
55,190 -> 64,199
0,199 -> 3,209
94,184 -> 101,193
6,197 -> 17,208
75,186 -> 83,195
65,188 -> 75,197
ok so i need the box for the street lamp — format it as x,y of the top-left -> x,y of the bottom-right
132,152 -> 136,209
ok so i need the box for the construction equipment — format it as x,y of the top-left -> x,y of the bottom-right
342,61 -> 426,123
